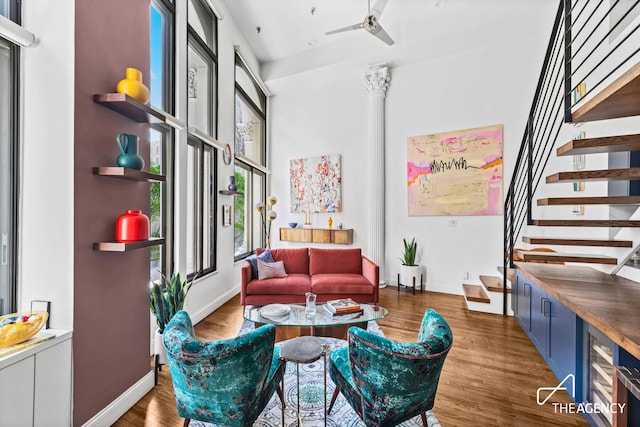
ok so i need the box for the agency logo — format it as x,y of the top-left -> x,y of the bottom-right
537,374 -> 575,405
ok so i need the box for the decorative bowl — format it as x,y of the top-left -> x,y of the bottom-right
0,311 -> 48,348
288,222 -> 298,228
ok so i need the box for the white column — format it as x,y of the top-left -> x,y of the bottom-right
364,65 -> 390,287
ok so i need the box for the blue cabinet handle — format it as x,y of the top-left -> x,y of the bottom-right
524,283 -> 530,297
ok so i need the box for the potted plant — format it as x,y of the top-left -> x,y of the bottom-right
399,237 -> 422,287
150,272 -> 193,364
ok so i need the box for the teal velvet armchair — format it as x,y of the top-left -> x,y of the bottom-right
163,310 -> 285,427
328,308 -> 453,427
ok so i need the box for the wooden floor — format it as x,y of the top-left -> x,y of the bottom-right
114,288 -> 589,427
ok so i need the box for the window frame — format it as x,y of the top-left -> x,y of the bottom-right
233,53 -> 268,261
149,0 -> 176,281
186,136 -> 217,279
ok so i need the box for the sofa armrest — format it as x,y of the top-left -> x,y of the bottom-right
240,263 -> 252,305
362,256 -> 380,303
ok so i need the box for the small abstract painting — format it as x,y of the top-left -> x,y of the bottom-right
290,154 -> 342,213
407,124 -> 503,216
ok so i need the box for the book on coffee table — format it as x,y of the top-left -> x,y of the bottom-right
323,304 -> 364,317
325,298 -> 361,314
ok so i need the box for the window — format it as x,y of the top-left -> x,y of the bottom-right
187,0 -> 217,136
234,53 -> 267,260
0,2 -> 20,315
150,0 -> 175,281
186,138 -> 216,277
186,0 -> 217,278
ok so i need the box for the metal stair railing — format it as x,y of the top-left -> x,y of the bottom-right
503,0 -> 640,315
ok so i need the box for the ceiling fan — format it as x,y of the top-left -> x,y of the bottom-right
325,0 -> 395,46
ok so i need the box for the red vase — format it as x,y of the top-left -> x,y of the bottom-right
115,210 -> 150,242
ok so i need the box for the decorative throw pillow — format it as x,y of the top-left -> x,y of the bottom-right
257,259 -> 288,280
246,250 -> 274,280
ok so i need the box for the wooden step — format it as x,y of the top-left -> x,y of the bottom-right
546,168 -> 640,183
572,62 -> 640,122
479,275 -> 511,293
538,196 -> 640,205
462,284 -> 490,303
557,134 -> 640,156
523,236 -> 633,247
533,219 -> 640,227
515,250 -> 617,265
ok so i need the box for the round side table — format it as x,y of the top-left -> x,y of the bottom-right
279,336 -> 328,426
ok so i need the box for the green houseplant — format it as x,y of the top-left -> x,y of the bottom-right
150,272 -> 192,334
399,237 -> 422,288
400,237 -> 418,266
151,272 -> 193,365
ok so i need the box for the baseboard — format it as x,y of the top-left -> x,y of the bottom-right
385,278 -> 461,296
82,371 -> 154,427
190,287 -> 239,324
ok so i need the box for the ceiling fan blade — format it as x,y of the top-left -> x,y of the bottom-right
370,0 -> 389,19
369,23 -> 395,45
326,22 -> 364,35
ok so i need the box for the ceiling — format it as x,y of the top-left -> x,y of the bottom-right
223,0 -> 557,83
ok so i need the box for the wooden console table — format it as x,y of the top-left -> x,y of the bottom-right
279,227 -> 353,244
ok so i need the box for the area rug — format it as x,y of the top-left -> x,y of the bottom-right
189,321 -> 441,427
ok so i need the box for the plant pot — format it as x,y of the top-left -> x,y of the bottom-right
399,265 -> 422,287
154,329 -> 168,365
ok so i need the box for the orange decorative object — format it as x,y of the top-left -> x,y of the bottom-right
115,210 -> 150,242
0,311 -> 49,348
116,68 -> 150,104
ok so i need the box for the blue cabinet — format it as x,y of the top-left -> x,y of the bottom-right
514,273 -> 532,332
515,273 -> 581,391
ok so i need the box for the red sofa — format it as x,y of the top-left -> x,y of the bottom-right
240,247 -> 379,306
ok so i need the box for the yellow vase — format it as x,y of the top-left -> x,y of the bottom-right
116,68 -> 150,104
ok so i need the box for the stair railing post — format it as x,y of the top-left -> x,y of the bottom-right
563,0 -> 573,123
526,120 -> 533,226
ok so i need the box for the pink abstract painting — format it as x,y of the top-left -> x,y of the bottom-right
407,124 -> 503,216
290,154 -> 342,213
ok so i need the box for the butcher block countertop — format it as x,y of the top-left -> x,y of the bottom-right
515,262 -> 640,361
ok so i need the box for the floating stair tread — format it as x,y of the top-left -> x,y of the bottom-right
546,168 -> 640,183
532,219 -> 640,227
572,62 -> 640,122
538,196 -> 640,205
462,284 -> 490,303
479,275 -> 511,293
557,134 -> 640,156
523,236 -> 633,247
515,250 -> 617,265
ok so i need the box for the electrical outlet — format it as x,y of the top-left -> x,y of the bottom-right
448,219 -> 457,227
463,272 -> 469,280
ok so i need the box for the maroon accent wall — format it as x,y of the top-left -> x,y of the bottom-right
74,1 -> 151,424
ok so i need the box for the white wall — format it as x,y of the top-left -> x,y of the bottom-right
268,31 -> 555,294
20,0 -> 75,329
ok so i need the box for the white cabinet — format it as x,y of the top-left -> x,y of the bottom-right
0,330 -> 72,427
0,356 -> 35,427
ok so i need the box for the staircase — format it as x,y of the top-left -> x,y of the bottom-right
466,0 -> 640,315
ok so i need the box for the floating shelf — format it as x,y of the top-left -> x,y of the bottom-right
93,93 -> 165,124
219,190 -> 243,196
93,93 -> 185,129
93,167 -> 165,182
93,238 -> 166,252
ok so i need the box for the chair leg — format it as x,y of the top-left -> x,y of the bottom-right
421,412 -> 428,427
276,384 -> 285,407
327,388 -> 340,414
183,419 -> 190,427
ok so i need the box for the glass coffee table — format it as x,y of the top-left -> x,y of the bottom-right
244,303 -> 388,342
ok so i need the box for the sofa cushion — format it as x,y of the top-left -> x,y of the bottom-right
309,248 -> 362,275
258,247 -> 310,275
257,259 -> 288,280
246,274 -> 311,295
311,274 -> 374,295
246,249 -> 274,280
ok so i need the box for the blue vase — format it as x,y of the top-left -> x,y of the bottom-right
116,133 -> 144,170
